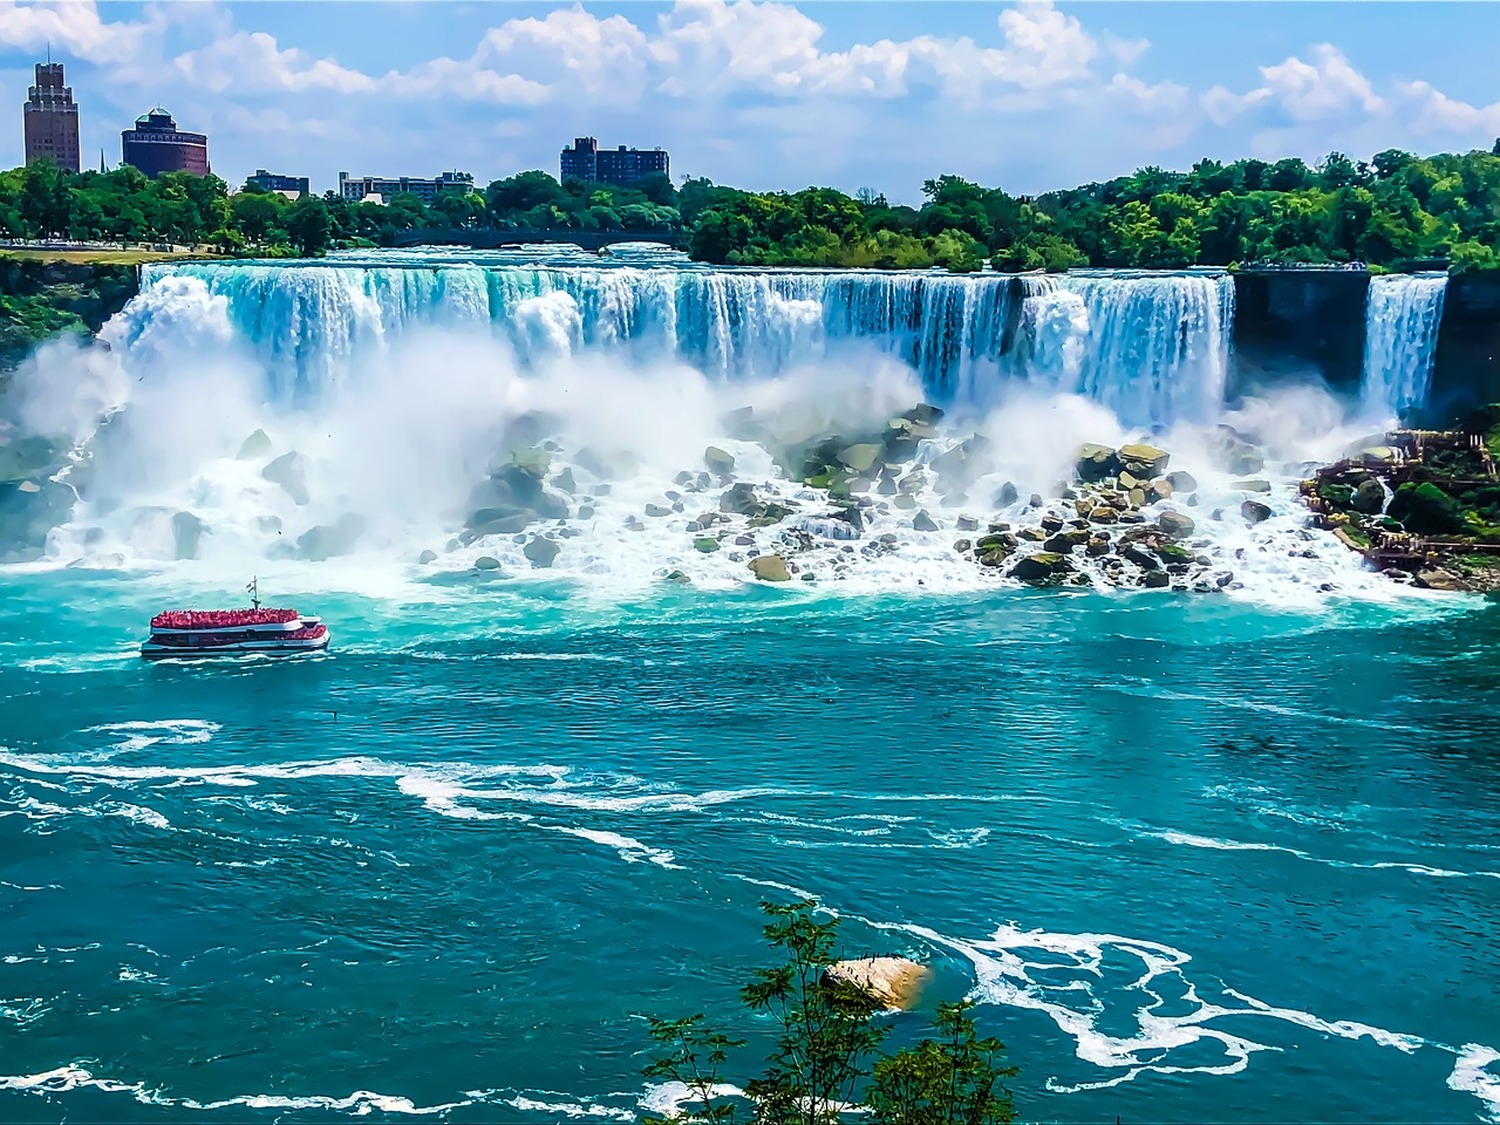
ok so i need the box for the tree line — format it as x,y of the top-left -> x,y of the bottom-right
2,141 -> 1497,272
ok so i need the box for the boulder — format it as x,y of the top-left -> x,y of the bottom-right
1075,443 -> 1119,482
1142,570 -> 1171,588
417,549 -> 438,564
171,511 -> 206,560
704,446 -> 736,475
720,482 -> 762,516
748,554 -> 791,582
296,513 -> 366,561
523,536 -> 561,568
236,429 -> 272,460
663,569 -> 692,584
1165,470 -> 1198,493
912,509 -> 938,532
693,536 -> 720,553
1241,499 -> 1273,524
956,515 -> 979,532
1043,528 -> 1090,553
1232,479 -> 1272,493
1156,511 -> 1195,538
1149,478 -> 1174,502
822,957 -> 931,1012
644,502 -> 673,518
837,444 -> 882,474
552,467 -> 578,495
262,451 -> 310,506
1414,568 -> 1469,592
1008,552 -> 1072,583
1351,479 -> 1386,515
995,481 -> 1020,507
1117,443 -> 1170,476
469,462 -> 570,522
474,555 -> 502,571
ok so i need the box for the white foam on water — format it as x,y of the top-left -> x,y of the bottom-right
1120,820 -> 1500,882
541,825 -> 680,869
504,1093 -> 636,1120
873,915 -> 1489,1109
81,719 -> 222,754
1449,1045 -> 1500,1123
639,1081 -> 745,1118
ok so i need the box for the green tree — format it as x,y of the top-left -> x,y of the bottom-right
284,196 -> 332,256
867,1001 -> 1017,1125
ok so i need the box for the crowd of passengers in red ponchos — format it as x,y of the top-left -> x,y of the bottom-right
149,608 -> 300,630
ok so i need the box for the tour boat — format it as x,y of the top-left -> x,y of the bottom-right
140,580 -> 329,660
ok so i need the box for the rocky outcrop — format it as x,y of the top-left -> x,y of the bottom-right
822,958 -> 930,1011
704,446 -> 736,475
262,451 -> 310,506
522,536 -> 560,568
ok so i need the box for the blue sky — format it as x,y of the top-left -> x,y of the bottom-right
1,1 -> 1496,202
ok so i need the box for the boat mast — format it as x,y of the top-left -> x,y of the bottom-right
248,576 -> 260,610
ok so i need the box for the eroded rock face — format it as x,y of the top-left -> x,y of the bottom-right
822,958 -> 931,1011
237,429 -> 272,460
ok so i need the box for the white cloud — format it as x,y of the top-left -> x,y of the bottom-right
174,31 -> 375,94
1207,44 -> 1383,126
0,0 -> 171,65
1396,80 -> 1500,137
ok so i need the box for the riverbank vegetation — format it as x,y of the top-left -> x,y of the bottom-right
641,899 -> 1016,1124
0,143 -> 1496,271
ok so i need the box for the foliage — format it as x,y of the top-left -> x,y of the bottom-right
1,141 -> 1497,272
641,901 -> 1017,1125
867,1000 -> 1017,1125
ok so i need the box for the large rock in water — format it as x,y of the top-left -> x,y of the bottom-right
1117,443 -> 1170,477
296,513 -> 366,561
1242,499 -> 1273,524
1008,552 -> 1072,583
748,554 -> 791,582
236,429 -> 272,460
1414,567 -> 1469,591
522,536 -> 560,568
1075,443 -> 1119,482
262,451 -> 310,506
704,446 -> 736,475
1156,511 -> 1195,538
823,958 -> 931,1011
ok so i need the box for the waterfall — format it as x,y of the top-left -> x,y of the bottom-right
139,261 -> 1237,429
1360,273 -> 1448,421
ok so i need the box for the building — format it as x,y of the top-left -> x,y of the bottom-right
23,62 -> 80,172
337,170 -> 473,205
246,169 -> 310,197
560,137 -> 669,187
121,108 -> 209,177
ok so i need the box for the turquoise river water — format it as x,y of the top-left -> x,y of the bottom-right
2,572 -> 1498,1123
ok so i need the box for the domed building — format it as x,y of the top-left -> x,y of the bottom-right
121,108 -> 210,177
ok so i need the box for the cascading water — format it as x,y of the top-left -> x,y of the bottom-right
1360,273 -> 1448,422
142,260 -> 1233,429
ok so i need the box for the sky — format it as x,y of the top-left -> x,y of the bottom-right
0,0 -> 1497,203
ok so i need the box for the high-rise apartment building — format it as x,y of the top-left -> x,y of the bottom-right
560,137 -> 670,187
23,62 -> 80,172
121,109 -> 210,177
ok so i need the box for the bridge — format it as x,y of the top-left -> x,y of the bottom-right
391,228 -> 684,252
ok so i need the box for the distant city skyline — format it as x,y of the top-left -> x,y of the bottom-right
2,1 -> 1497,202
